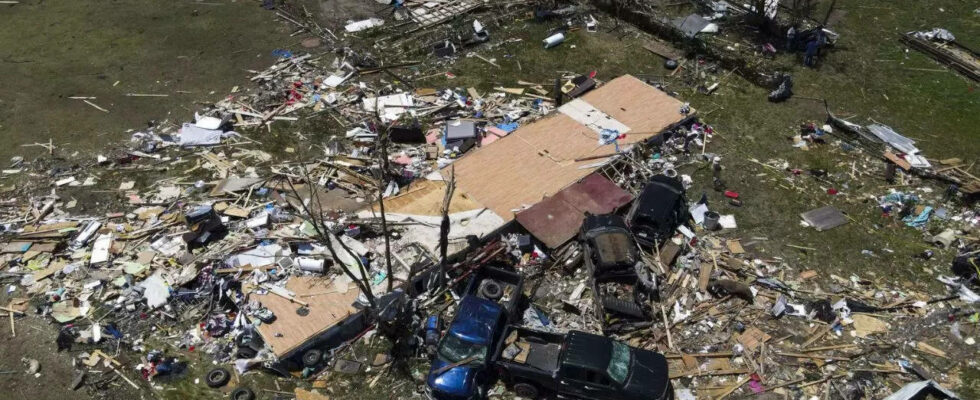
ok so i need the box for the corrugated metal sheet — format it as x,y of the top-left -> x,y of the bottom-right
516,174 -> 633,248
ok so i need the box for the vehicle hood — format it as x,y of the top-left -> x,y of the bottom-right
427,357 -> 479,398
448,296 -> 503,343
623,350 -> 670,399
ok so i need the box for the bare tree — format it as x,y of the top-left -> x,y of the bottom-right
375,125 -> 395,293
431,165 -> 455,294
281,171 -> 377,308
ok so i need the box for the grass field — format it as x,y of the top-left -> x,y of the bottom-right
0,0 -> 296,162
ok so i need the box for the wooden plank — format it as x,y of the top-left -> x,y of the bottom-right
643,38 -> 684,60
698,257 -> 712,292
884,151 -> 911,170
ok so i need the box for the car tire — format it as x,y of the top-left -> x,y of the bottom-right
230,387 -> 255,400
237,347 -> 257,359
479,279 -> 503,300
514,383 -> 539,399
602,296 -> 646,319
665,59 -> 679,70
302,349 -> 323,367
205,367 -> 230,388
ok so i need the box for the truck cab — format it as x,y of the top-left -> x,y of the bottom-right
427,295 -> 507,400
495,327 -> 672,400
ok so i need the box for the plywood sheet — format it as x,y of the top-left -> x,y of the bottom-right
367,180 -> 483,216
254,276 -> 361,358
446,75 -> 687,221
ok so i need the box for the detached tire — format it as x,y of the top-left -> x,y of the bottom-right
205,367 -> 230,388
664,59 -> 679,70
302,349 -> 323,367
602,296 -> 646,319
230,387 -> 255,400
479,279 -> 503,300
514,383 -> 540,399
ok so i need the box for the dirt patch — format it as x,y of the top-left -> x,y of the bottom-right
0,315 -> 140,400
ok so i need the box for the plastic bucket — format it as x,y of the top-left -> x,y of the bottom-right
704,211 -> 721,231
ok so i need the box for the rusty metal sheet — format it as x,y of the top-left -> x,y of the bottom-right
516,174 -> 633,248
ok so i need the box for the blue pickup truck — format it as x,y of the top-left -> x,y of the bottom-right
426,267 -> 524,400
426,295 -> 506,399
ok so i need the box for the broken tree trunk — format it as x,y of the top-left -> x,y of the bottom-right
433,165 -> 455,294
377,128 -> 395,293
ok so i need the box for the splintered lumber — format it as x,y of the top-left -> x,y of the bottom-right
643,38 -> 684,60
666,351 -> 734,359
713,375 -> 751,400
776,352 -> 851,361
669,368 -> 750,379
900,33 -> 980,81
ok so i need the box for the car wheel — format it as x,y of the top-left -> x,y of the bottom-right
302,349 -> 323,367
204,367 -> 230,388
665,59 -> 679,70
514,383 -> 539,399
479,279 -> 503,300
230,387 -> 255,400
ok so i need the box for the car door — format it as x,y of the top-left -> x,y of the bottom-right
558,366 -> 616,400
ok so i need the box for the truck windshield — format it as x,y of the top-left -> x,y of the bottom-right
437,334 -> 488,364
607,341 -> 631,385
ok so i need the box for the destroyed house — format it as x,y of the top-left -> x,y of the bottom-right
443,74 -> 694,249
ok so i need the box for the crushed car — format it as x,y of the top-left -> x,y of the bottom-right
580,214 -> 659,334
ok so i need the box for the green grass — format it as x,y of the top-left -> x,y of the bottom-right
0,0 -> 296,163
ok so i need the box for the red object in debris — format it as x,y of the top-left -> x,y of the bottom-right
588,70 -> 597,79
188,346 -> 195,352
724,190 -> 739,199
827,188 -> 839,195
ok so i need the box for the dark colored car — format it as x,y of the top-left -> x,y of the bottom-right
580,214 -> 641,281
427,295 -> 507,400
626,175 -> 688,248
580,214 -> 658,333
495,326 -> 672,400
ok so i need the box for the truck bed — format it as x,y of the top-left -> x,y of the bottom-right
465,266 -> 524,315
495,326 -> 564,374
